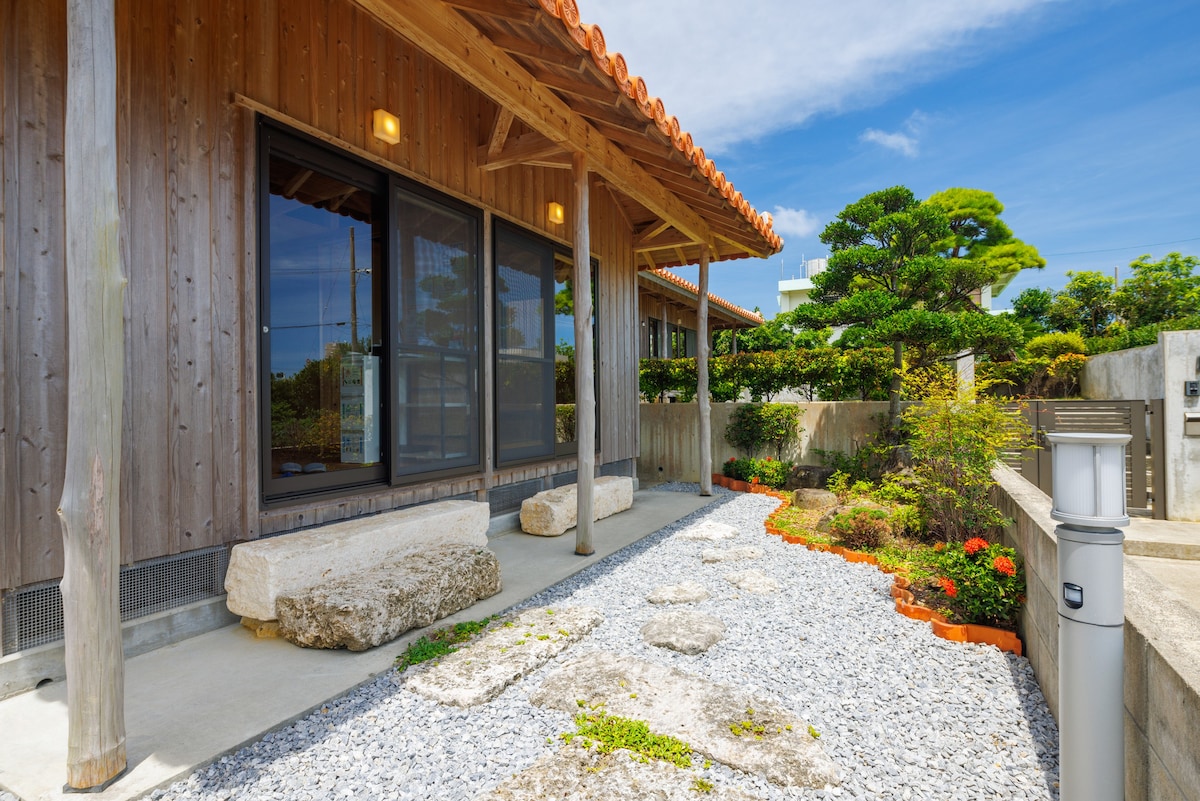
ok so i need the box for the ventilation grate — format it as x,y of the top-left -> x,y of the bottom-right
488,479 -> 545,515
1,545 -> 229,657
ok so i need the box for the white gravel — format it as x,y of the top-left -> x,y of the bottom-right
143,485 -> 1058,801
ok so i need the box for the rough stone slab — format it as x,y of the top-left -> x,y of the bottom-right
530,652 -> 841,789
676,521 -> 738,541
701,546 -> 764,564
276,546 -> 501,651
406,606 -> 604,706
785,464 -> 835,490
476,739 -> 762,801
646,581 -> 709,605
723,569 -> 780,594
520,476 -> 634,537
226,500 -> 490,620
642,610 -> 726,654
791,488 -> 838,510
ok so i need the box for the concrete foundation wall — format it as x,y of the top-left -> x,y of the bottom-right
637,401 -> 889,485
993,466 -> 1200,801
1081,343 -> 1163,401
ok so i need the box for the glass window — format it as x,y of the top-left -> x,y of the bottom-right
262,140 -> 385,497
393,188 -> 480,476
647,318 -> 661,359
495,226 -> 556,462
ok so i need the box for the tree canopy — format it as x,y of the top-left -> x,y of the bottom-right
792,186 -> 1040,426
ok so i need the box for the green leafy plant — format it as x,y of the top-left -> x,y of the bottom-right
724,403 -> 802,458
721,456 -> 793,489
692,777 -> 714,793
395,616 -> 493,671
934,537 -> 1026,628
828,507 -> 891,550
563,710 -> 692,769
901,377 -> 1032,542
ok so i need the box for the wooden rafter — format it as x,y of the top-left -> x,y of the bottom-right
490,32 -> 580,67
633,220 -> 675,248
442,0 -> 540,24
351,0 -> 717,251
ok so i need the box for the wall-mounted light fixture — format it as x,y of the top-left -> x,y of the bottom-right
372,108 -> 401,145
547,201 -> 565,225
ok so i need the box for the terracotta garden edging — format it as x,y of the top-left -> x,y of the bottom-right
891,576 -> 1023,656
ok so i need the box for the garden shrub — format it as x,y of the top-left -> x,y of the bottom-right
901,377 -> 1032,542
828,507 -> 891,550
722,456 -> 792,489
724,403 -> 801,458
1024,331 -> 1086,360
934,537 -> 1026,628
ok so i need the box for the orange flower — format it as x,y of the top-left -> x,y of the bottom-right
938,577 -> 958,598
993,555 -> 1016,577
964,537 -> 989,555
933,542 -> 946,552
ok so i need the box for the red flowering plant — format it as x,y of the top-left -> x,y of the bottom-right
934,538 -> 1026,629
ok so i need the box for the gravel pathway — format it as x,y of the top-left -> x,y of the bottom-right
143,485 -> 1058,801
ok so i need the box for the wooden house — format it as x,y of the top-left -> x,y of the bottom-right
0,0 -> 781,659
638,268 -> 763,359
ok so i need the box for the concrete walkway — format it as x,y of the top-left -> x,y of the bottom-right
0,489 -> 720,801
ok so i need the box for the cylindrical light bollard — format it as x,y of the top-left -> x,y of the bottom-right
1047,432 -> 1130,801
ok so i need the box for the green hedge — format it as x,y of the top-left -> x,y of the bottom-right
639,347 -> 893,402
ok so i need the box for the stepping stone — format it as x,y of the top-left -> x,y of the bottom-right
676,521 -> 738,541
276,545 -> 501,651
723,569 -> 779,594
646,581 -> 709,605
477,739 -> 761,800
642,610 -> 726,654
701,546 -> 763,564
530,652 -> 841,789
406,606 -> 603,707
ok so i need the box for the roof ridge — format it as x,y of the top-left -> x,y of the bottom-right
534,0 -> 782,253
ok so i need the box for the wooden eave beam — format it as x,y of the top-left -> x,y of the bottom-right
633,220 -> 674,247
352,0 -> 717,250
528,67 -> 623,106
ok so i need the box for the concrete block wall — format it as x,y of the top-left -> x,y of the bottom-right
993,465 -> 1200,801
638,401 -> 890,486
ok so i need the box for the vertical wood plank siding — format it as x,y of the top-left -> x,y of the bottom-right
1,0 -> 641,587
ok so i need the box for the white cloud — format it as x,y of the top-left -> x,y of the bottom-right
770,206 -> 821,238
860,129 -> 919,157
585,0 -> 1054,153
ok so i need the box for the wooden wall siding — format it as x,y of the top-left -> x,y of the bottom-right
3,0 -> 644,588
1,0 -> 68,588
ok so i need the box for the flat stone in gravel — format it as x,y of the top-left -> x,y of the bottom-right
276,545 -> 501,651
642,610 -> 726,654
530,652 -> 840,789
701,546 -> 763,564
476,739 -> 760,801
646,580 -> 709,605
723,569 -> 779,594
406,606 -> 604,707
676,521 -> 738,541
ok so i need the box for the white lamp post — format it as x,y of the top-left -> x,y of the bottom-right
1047,432 -> 1130,801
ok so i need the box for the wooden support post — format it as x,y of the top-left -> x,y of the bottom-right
58,0 -> 127,790
697,246 -> 713,496
572,152 -> 595,556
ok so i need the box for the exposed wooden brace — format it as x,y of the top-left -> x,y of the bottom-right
282,168 -> 313,198
486,107 -> 515,158
633,219 -> 674,247
477,131 -> 570,170
634,232 -> 697,253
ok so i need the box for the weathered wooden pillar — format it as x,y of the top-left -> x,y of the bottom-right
572,151 -> 595,555
697,246 -> 712,495
58,0 -> 128,790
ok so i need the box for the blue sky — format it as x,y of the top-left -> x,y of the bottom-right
592,0 -> 1200,316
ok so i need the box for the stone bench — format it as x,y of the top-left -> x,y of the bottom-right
276,545 -> 502,651
225,500 -> 490,622
519,476 -> 634,537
